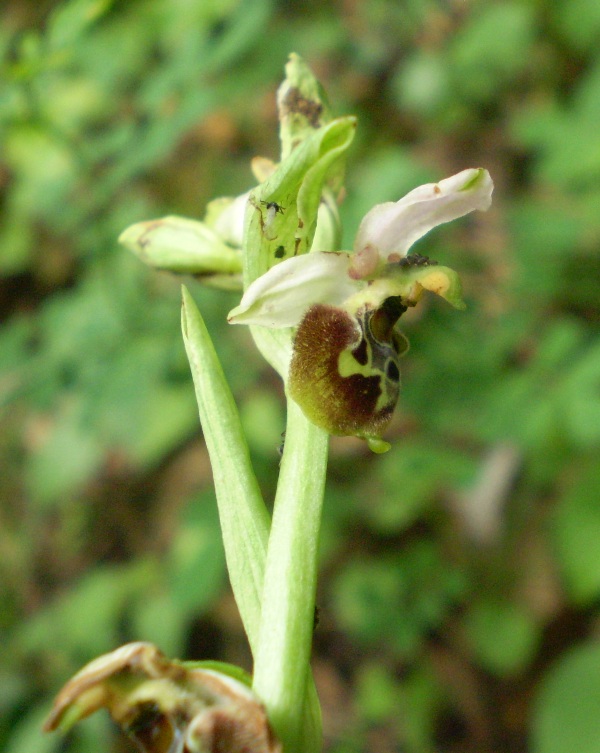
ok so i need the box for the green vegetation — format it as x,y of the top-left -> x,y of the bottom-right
1,2 -> 599,752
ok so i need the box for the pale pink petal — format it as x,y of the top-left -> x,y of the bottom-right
353,168 -> 493,261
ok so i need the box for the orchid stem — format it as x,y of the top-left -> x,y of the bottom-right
252,397 -> 329,752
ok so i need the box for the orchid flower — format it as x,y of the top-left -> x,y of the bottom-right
228,168 -> 493,449
45,54 -> 495,753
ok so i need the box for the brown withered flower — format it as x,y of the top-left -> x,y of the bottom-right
44,642 -> 281,753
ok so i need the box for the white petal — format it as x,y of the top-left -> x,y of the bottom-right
228,252 -> 361,328
354,168 -> 493,260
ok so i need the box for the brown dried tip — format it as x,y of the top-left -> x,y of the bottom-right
44,642 -> 281,753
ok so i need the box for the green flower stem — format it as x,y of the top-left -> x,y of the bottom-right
252,397 -> 329,752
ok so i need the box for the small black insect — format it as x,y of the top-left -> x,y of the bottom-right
313,605 -> 320,631
398,253 -> 438,268
277,430 -> 286,462
261,200 -> 285,215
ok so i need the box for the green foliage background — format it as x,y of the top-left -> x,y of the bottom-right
1,1 -> 599,752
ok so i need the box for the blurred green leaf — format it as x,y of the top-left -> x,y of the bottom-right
359,442 -> 475,533
532,642 -> 600,753
464,599 -> 539,677
169,492 -> 226,616
450,1 -> 536,101
551,458 -> 600,604
390,49 -> 450,118
25,401 -> 103,507
15,561 -> 157,660
550,0 -> 600,53
131,491 -> 225,655
560,341 -> 600,445
332,543 -> 466,658
4,704 -> 63,753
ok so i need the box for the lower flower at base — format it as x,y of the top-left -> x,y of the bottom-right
43,642 -> 281,753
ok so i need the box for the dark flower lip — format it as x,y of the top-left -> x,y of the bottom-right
44,642 -> 281,753
288,302 -> 405,440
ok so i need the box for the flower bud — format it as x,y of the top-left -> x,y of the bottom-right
119,217 -> 242,290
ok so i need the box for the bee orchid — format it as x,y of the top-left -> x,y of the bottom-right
228,168 -> 493,449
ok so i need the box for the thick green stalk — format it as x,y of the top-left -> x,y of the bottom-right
252,398 -> 329,752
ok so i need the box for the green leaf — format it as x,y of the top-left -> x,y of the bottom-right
464,599 -> 539,677
532,642 -> 600,753
180,285 -> 270,653
551,458 -> 600,603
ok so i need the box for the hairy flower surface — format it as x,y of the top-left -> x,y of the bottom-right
229,168 -> 493,447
